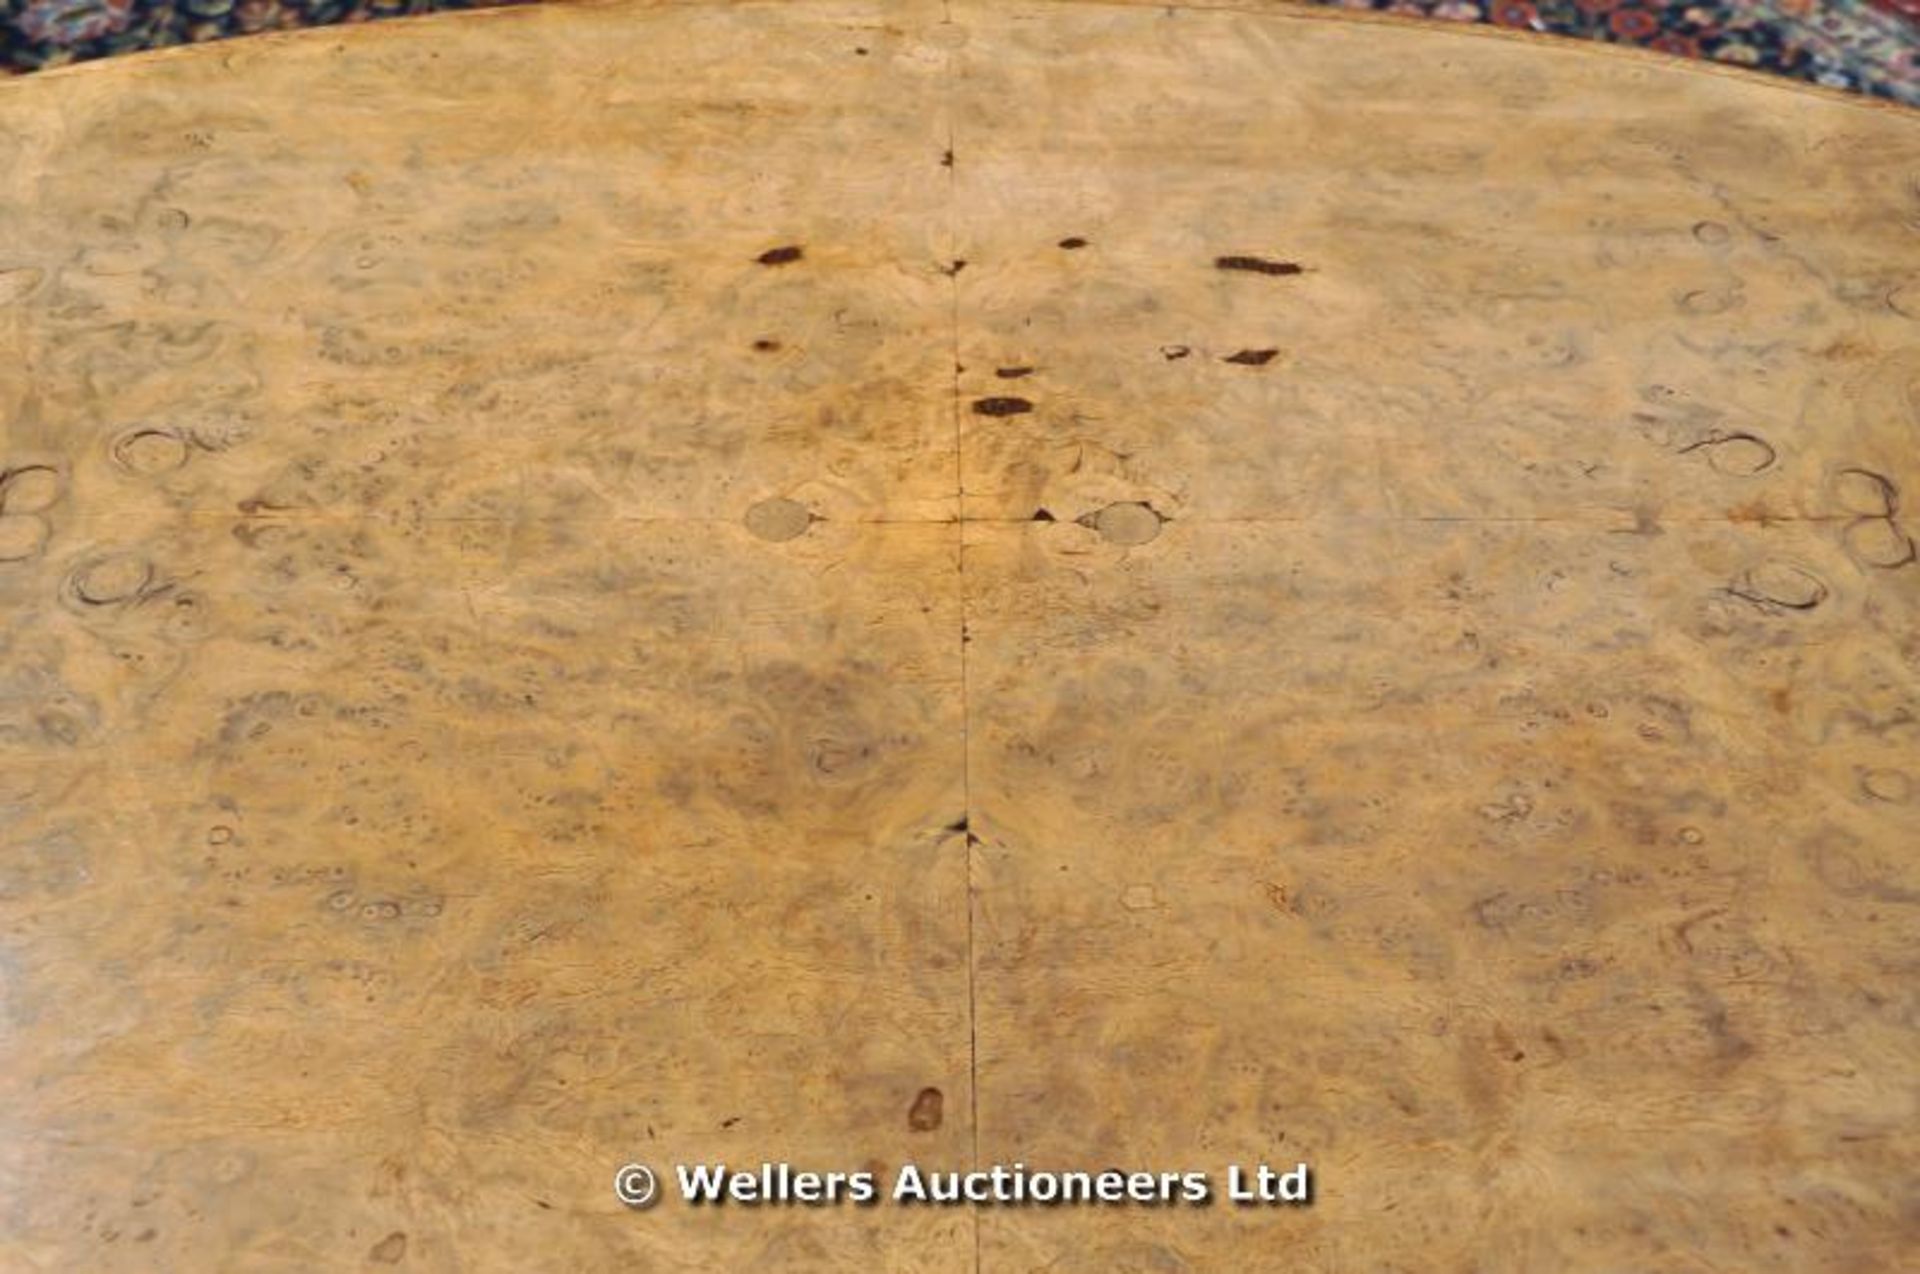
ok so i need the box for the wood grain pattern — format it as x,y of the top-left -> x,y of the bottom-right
0,1 -> 1916,1269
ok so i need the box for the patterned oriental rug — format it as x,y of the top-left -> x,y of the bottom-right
2,0 -> 1917,105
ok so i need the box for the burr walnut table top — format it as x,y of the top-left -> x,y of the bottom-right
1,2 -> 1917,1269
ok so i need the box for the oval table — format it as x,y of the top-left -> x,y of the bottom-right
1,2 -> 1917,1269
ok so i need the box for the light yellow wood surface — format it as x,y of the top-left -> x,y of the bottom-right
1,2 -> 1917,1269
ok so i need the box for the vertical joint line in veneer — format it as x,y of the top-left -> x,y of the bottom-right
936,11 -> 983,1273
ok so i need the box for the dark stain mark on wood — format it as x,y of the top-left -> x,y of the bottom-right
1216,255 -> 1303,276
1223,348 -> 1279,365
972,397 -> 1033,416
1031,508 -> 1055,522
751,339 -> 781,352
908,1086 -> 944,1131
995,366 -> 1034,379
755,245 -> 804,266
1161,345 -> 1191,361
1057,237 -> 1088,250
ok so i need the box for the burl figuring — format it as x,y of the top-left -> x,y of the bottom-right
0,1 -> 1917,1270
